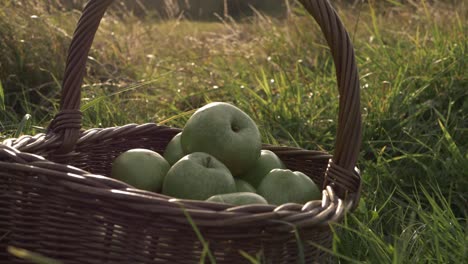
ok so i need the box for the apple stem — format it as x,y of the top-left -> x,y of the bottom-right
231,124 -> 240,132
205,156 -> 212,168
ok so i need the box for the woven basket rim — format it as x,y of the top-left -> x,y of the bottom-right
1,127 -> 357,230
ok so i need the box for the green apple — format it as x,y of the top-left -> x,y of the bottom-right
163,132 -> 185,165
257,169 -> 321,205
206,192 -> 268,206
162,152 -> 236,200
235,179 -> 256,193
111,148 -> 170,192
239,149 -> 286,188
180,102 -> 261,176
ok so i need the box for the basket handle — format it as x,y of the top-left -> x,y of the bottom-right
298,0 -> 362,197
47,0 -> 114,153
48,0 -> 361,197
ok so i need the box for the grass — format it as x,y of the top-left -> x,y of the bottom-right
1,0 -> 466,263
7,246 -> 63,264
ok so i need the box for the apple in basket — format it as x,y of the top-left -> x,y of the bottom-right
206,192 -> 268,206
239,149 -> 286,188
111,149 -> 170,192
257,169 -> 321,205
234,179 -> 256,193
180,102 -> 262,177
163,132 -> 185,165
162,152 -> 236,200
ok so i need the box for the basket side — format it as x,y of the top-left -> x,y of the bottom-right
0,143 -> 334,263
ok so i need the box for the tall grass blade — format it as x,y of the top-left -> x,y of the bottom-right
7,246 -> 63,264
80,75 -> 172,112
0,80 -> 5,111
14,114 -> 31,138
238,250 -> 260,264
181,206 -> 216,263
437,119 -> 464,163
293,227 -> 305,264
158,109 -> 196,125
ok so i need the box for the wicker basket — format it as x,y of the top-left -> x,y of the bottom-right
0,0 -> 362,263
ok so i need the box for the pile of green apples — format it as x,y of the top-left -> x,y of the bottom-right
111,102 -> 321,206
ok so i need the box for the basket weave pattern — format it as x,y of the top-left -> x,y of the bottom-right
1,0 -> 362,262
